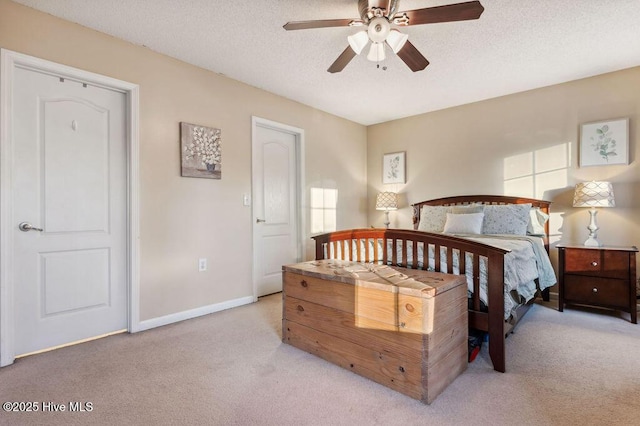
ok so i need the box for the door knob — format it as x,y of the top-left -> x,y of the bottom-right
256,218 -> 266,223
18,222 -> 43,232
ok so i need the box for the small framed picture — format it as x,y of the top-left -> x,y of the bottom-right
382,151 -> 405,184
180,122 -> 222,179
579,118 -> 629,167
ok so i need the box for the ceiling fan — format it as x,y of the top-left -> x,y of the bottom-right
283,0 -> 484,73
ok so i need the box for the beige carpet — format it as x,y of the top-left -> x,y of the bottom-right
1,295 -> 639,426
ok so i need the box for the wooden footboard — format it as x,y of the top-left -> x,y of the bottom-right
312,228 -> 510,373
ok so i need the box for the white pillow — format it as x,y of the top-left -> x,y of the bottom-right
450,204 -> 484,214
443,212 -> 484,234
417,205 -> 451,233
527,208 -> 549,235
482,204 -> 531,235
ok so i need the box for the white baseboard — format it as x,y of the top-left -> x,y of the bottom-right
134,295 -> 255,332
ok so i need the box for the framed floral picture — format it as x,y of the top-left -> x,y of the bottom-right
579,118 -> 629,167
382,151 -> 405,184
181,122 -> 222,179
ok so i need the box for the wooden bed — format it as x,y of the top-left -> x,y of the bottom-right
311,195 -> 551,373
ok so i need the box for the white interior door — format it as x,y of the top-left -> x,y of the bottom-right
252,118 -> 303,297
11,66 -> 127,356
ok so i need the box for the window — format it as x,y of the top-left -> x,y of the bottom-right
310,187 -> 337,234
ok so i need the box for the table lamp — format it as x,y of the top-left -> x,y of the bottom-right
572,181 -> 615,247
376,192 -> 398,229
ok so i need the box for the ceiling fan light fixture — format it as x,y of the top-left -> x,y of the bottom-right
285,0 -> 485,73
386,29 -> 408,53
367,42 -> 386,62
367,17 -> 390,43
347,30 -> 369,55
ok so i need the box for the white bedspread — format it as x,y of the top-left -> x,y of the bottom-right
351,234 -> 556,319
452,234 -> 556,319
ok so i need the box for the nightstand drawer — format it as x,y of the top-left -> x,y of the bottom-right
563,249 -> 629,279
563,275 -> 628,308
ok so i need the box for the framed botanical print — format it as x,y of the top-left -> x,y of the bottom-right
579,118 -> 629,167
382,151 -> 405,184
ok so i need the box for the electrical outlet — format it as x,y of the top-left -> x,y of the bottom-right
198,258 -> 207,272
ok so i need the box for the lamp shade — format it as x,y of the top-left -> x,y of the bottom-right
367,42 -> 385,62
376,192 -> 398,211
573,181 -> 615,208
367,17 -> 391,43
347,30 -> 369,55
386,29 -> 408,54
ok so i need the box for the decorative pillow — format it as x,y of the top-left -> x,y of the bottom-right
482,203 -> 531,235
417,205 -> 451,233
527,207 -> 549,235
443,212 -> 484,234
450,204 -> 485,214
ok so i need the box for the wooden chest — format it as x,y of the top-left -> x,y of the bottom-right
282,259 -> 468,404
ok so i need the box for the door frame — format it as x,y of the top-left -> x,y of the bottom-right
251,116 -> 305,301
0,49 -> 141,367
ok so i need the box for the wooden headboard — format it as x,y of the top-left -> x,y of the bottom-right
411,195 -> 551,251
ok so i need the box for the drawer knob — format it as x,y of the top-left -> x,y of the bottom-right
300,280 -> 308,288
297,305 -> 305,312
591,261 -> 598,267
592,288 -> 598,293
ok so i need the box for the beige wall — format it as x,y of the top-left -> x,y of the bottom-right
368,67 -> 640,276
3,0 -> 638,325
0,0 -> 368,320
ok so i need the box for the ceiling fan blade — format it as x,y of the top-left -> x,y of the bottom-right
399,1 -> 484,26
327,46 -> 357,73
396,40 -> 429,72
283,19 -> 361,31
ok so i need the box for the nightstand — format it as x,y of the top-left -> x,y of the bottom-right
558,245 -> 638,324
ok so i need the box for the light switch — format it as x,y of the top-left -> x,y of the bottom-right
243,194 -> 251,206
198,258 -> 207,272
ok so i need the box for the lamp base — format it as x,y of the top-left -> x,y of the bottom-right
583,236 -> 602,247
584,208 -> 601,247
383,211 -> 390,229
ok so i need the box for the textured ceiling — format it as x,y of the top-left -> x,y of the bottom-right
12,0 -> 640,125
